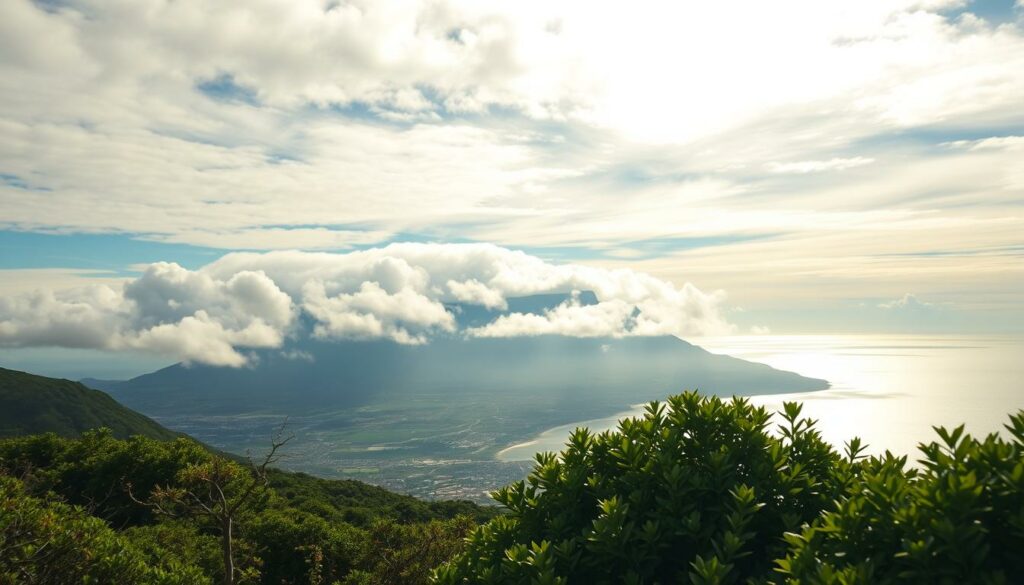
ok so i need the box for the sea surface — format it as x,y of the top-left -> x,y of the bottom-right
497,335 -> 1024,462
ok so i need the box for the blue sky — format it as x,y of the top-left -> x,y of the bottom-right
1,0 -> 1022,377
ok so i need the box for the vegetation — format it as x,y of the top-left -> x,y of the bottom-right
0,430 -> 495,584
0,475 -> 206,584
127,425 -> 294,585
2,387 -> 1022,584
0,367 -> 180,440
435,392 -> 1024,585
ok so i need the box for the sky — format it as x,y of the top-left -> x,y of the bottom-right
1,0 -> 1023,377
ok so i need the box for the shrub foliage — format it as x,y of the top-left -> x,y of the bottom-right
0,430 -> 488,585
2,391 -> 1022,584
435,392 -> 1024,585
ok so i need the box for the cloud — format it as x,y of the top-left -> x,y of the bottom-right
879,293 -> 933,310
766,157 -> 875,174
468,295 -> 637,338
1,0 -> 1023,335
2,0 -> 1023,252
0,263 -> 295,367
302,280 -> 456,344
943,135 -> 1024,151
280,349 -> 314,362
0,269 -> 130,295
0,244 -> 733,365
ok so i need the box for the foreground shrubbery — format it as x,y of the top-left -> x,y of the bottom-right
2,392 -> 1022,584
0,430 -> 493,584
435,392 -> 1024,585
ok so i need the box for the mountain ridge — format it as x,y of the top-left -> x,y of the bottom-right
0,367 -> 182,441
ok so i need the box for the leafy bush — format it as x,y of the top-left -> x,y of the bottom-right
435,392 -> 1024,585
121,520 -> 222,583
248,508 -> 366,584
0,430 -> 490,585
777,415 -> 1024,584
0,475 -> 206,585
346,516 -> 476,585
0,428 -> 213,526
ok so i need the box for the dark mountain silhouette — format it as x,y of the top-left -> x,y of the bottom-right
0,367 -> 181,440
90,292 -> 826,420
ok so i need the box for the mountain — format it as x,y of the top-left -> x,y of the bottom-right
83,293 -> 828,500
96,291 -> 826,418
99,335 -> 825,417
0,367 -> 181,440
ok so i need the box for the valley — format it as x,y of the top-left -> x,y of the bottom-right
87,328 -> 828,503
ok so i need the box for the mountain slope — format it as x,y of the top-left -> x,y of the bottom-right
0,367 -> 181,440
86,293 -> 829,500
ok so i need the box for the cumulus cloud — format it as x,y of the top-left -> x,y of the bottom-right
879,293 -> 933,310
469,296 -> 637,338
0,244 -> 733,366
0,263 -> 295,367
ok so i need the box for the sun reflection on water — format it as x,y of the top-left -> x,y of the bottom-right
497,335 -> 1024,462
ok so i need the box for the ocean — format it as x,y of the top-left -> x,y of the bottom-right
497,335 -> 1024,462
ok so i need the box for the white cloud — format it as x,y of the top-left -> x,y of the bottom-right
143,228 -> 393,251
0,269 -> 130,295
469,296 -> 637,338
0,244 -> 733,365
943,135 -> 1024,151
766,157 -> 875,174
0,263 -> 295,367
280,349 -> 314,362
447,278 -> 508,310
0,0 -> 1022,334
303,280 -> 456,344
2,0 -> 1023,251
879,293 -> 933,310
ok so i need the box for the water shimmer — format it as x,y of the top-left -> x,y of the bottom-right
497,335 -> 1024,461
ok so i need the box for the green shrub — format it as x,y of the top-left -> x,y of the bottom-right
435,392 -> 1024,585
247,508 -> 366,584
0,475 -> 206,585
0,428 -> 213,526
776,414 -> 1024,584
435,393 -> 842,584
354,516 -> 475,585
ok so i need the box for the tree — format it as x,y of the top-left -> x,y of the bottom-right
128,425 -> 293,585
0,475 -> 205,585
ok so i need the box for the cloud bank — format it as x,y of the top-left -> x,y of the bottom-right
1,0 -> 1021,334
0,244 -> 733,366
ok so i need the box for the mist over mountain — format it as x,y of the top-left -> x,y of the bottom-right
80,292 -> 827,501
93,292 -> 824,418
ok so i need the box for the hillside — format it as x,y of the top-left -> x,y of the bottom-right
0,429 -> 496,584
0,367 -> 180,441
87,293 -> 828,501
